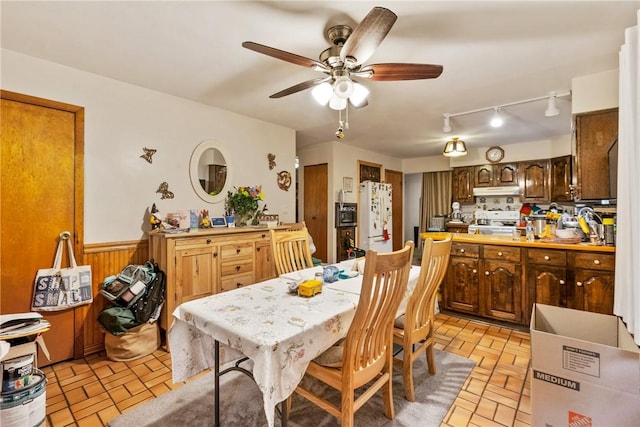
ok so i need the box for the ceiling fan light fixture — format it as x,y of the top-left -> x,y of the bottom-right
545,93 -> 560,117
443,114 -> 452,133
333,76 -> 354,99
311,82 -> 333,106
490,107 -> 503,128
443,137 -> 467,157
329,94 -> 347,110
349,83 -> 369,107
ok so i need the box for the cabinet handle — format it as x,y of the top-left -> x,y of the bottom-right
213,252 -> 218,257
256,247 -> 261,252
473,269 -> 477,274
236,248 -> 241,254
577,281 -> 583,287
498,252 -> 503,257
560,280 -> 565,285
236,283 -> 242,288
206,239 -> 212,244
593,259 -> 601,265
459,249 -> 465,254
261,233 -> 266,238
544,255 -> 550,261
236,265 -> 241,271
485,271 -> 489,276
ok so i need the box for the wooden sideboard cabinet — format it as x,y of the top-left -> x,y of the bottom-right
149,228 -> 279,340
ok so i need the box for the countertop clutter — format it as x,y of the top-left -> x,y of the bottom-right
422,231 -> 615,252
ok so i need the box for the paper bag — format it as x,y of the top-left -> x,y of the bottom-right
32,232 -> 93,311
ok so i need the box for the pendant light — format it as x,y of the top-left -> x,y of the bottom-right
443,137 -> 468,157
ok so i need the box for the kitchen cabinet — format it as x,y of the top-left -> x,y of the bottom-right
445,242 -> 480,314
149,228 -> 280,342
549,155 -> 573,203
570,252 -> 615,314
482,245 -> 522,322
446,222 -> 469,234
518,159 -> 550,202
526,248 -> 568,317
473,163 -> 518,187
452,167 -> 474,204
575,108 -> 618,201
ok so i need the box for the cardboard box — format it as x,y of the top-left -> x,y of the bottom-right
530,304 -> 640,427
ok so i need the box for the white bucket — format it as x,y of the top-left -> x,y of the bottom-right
0,371 -> 46,427
1,354 -> 34,393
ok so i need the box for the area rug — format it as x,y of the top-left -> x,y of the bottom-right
109,349 -> 475,427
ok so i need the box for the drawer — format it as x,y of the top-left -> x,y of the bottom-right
174,237 -> 217,248
526,248 -> 566,266
220,242 -> 254,259
451,242 -> 480,258
573,252 -> 615,271
483,245 -> 521,262
220,272 -> 254,292
220,258 -> 254,276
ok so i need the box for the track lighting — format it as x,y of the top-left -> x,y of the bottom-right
490,108 -> 503,128
441,90 -> 570,133
545,92 -> 560,117
443,137 -> 468,157
443,114 -> 452,133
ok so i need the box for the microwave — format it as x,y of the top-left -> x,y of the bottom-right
335,203 -> 357,228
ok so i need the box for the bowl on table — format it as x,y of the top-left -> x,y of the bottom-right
555,228 -> 579,239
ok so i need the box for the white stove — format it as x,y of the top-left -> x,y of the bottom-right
468,210 -> 520,236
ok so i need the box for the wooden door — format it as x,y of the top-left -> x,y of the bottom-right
482,260 -> 522,322
452,167 -> 473,203
1,91 -> 84,366
385,169 -> 403,251
519,159 -> 550,202
303,164 -> 328,262
550,155 -> 573,202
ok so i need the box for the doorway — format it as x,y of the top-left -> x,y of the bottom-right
1,90 -> 85,366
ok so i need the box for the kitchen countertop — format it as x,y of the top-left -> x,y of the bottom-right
421,232 -> 616,253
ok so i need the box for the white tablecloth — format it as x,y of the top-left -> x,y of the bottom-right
168,261 -> 421,427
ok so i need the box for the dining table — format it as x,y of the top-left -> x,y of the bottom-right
168,258 -> 421,427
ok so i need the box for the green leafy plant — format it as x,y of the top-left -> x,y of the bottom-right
226,185 -> 265,225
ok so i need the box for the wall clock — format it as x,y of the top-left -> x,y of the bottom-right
485,146 -> 504,163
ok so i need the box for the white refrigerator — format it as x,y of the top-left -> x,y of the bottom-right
359,181 -> 393,253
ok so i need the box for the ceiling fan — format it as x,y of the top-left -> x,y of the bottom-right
242,7 -> 443,110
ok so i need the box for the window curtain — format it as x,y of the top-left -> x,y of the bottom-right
614,11 -> 640,345
419,171 -> 452,249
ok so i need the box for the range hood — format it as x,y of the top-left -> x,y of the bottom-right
473,186 -> 520,196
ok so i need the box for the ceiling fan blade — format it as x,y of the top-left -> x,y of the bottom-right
358,63 -> 444,81
340,7 -> 397,65
269,77 -> 330,99
242,41 -> 329,72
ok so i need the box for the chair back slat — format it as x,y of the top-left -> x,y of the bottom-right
270,228 -> 314,275
343,242 -> 414,384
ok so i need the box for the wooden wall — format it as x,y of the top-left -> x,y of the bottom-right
80,239 -> 149,355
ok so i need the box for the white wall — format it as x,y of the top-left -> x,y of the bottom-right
2,49 -> 297,244
572,69 -> 619,113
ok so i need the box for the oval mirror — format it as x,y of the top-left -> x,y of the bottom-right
189,140 -> 232,204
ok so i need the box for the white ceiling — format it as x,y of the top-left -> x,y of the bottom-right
2,1 -> 638,158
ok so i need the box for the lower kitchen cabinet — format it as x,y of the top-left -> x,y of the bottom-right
444,242 -> 483,316
444,240 -> 615,326
149,228 -> 281,343
482,245 -> 522,322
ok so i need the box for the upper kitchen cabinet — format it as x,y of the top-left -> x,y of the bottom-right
575,108 -> 618,202
549,155 -> 573,203
474,163 -> 518,187
452,166 -> 474,204
518,159 -> 550,202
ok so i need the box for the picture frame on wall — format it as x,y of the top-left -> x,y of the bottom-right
343,176 -> 354,192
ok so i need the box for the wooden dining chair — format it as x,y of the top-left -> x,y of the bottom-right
269,227 -> 314,275
291,241 -> 414,427
392,234 -> 453,401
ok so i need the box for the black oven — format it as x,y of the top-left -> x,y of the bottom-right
335,203 -> 357,228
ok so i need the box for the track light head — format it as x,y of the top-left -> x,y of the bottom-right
545,93 -> 560,117
443,114 -> 452,133
490,108 -> 503,128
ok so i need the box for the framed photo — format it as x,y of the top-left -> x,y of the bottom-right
343,176 -> 354,192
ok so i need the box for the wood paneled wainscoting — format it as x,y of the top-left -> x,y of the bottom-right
81,239 -> 149,356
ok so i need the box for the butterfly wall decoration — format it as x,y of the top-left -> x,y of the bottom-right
268,153 -> 276,170
156,182 -> 174,199
140,147 -> 157,164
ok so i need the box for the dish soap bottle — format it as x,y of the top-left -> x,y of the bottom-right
526,220 -> 535,242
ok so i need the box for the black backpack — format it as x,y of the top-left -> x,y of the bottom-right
132,267 -> 166,324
